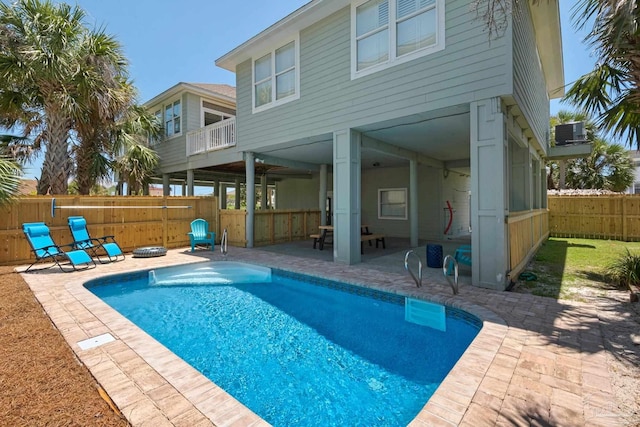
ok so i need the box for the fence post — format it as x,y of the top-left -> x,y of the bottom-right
623,194 -> 628,242
162,196 -> 168,247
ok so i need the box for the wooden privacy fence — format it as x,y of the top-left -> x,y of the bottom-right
548,195 -> 640,241
219,209 -> 321,247
0,196 -> 217,266
508,209 -> 549,274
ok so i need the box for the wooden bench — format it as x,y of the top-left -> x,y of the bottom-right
360,233 -> 385,254
310,234 -> 322,249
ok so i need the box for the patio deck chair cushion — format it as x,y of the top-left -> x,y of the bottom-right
188,219 -> 215,252
67,216 -> 124,263
454,245 -> 472,266
22,222 -> 95,272
446,244 -> 472,275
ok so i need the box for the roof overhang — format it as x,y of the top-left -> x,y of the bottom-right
547,142 -> 593,161
143,82 -> 236,107
216,0 -> 349,71
530,1 -> 564,99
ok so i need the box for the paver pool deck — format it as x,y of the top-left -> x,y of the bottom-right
19,246 -> 626,426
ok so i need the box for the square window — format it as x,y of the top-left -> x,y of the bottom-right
163,99 -> 181,137
378,188 -> 407,220
352,0 -> 444,78
253,39 -> 299,111
255,54 -> 272,82
255,80 -> 272,107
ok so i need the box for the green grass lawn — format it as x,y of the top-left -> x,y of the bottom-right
516,237 -> 640,301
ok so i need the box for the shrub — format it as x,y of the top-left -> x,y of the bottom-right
605,249 -> 640,289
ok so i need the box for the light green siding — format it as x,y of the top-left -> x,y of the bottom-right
184,93 -> 201,132
235,0 -> 510,150
512,1 -> 550,150
148,93 -> 189,173
276,176 -> 322,209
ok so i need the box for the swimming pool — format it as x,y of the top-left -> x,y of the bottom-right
86,262 -> 481,426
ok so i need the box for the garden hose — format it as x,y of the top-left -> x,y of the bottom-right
518,272 -> 538,281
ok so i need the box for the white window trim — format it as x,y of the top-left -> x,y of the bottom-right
351,0 -> 446,80
163,97 -> 182,140
201,105 -> 234,127
251,35 -> 300,114
378,187 -> 408,220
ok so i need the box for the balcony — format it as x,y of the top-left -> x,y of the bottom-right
186,117 -> 236,156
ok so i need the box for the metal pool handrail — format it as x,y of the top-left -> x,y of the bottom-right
442,255 -> 460,295
404,250 -> 423,288
221,228 -> 228,257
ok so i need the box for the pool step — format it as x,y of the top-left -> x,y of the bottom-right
405,298 -> 446,331
149,261 -> 271,286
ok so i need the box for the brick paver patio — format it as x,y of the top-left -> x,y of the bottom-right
18,246 -> 631,426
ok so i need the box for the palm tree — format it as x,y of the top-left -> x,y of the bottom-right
548,110 -> 598,189
0,0 -> 129,195
0,134 -> 36,164
112,105 -> 162,195
0,155 -> 22,206
563,0 -> 640,148
115,144 -> 159,195
549,110 -> 633,192
565,138 -> 634,192
73,81 -> 135,195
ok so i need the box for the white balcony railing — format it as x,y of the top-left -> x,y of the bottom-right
186,117 -> 236,156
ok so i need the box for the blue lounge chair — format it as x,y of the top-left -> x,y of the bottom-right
67,216 -> 125,263
188,219 -> 215,252
22,222 -> 95,272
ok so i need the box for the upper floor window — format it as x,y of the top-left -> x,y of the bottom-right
253,38 -> 299,112
164,99 -> 181,137
352,0 -> 445,78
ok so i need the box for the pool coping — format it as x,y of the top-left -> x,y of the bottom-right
18,247 -> 622,426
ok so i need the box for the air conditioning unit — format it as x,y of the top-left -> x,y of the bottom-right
555,122 -> 586,146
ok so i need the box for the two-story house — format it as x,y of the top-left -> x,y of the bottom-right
144,82 -> 238,196
153,0 -> 590,291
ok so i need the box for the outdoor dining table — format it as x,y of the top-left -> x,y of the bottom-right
315,225 -> 370,250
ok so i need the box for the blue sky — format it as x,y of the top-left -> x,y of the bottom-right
23,0 -> 595,179
70,0 -> 311,103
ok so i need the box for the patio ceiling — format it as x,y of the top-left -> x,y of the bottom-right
157,105 -> 473,183
258,104 -> 471,174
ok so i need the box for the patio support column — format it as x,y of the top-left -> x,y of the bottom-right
409,158 -> 419,247
181,182 -> 186,196
245,152 -> 255,248
234,178 -> 241,210
214,179 -> 221,208
186,169 -> 194,196
261,174 -> 268,210
220,183 -> 227,209
333,129 -> 361,264
319,164 -> 328,226
470,98 -> 509,290
162,174 -> 170,196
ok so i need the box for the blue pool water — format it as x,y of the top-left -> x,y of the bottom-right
86,262 -> 481,426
